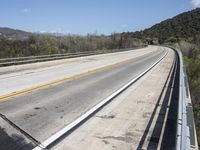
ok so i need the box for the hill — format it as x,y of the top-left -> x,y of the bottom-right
0,27 -> 32,39
124,8 -> 200,44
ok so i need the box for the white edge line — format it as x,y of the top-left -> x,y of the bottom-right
33,49 -> 168,150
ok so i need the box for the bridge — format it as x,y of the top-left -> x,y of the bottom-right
0,46 -> 198,150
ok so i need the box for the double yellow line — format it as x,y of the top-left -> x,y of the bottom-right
0,51 -> 155,102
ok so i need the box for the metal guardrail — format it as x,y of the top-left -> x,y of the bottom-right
169,47 -> 199,150
0,48 -> 138,67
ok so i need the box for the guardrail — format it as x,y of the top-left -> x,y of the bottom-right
0,48 -> 138,67
169,47 -> 199,150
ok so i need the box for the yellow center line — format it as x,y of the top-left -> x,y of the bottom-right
0,51 -> 156,102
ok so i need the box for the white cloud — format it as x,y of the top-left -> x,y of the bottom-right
22,8 -> 31,13
191,0 -> 200,8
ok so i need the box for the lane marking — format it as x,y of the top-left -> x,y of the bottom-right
33,49 -> 168,150
0,51 -> 157,102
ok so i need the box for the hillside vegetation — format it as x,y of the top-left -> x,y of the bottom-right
0,33 -> 144,58
124,8 -> 200,44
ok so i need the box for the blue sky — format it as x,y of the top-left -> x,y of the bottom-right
0,0 -> 199,35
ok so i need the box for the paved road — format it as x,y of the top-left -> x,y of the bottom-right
0,46 -> 158,96
52,47 -> 175,150
0,46 -> 167,149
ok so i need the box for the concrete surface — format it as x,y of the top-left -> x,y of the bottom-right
51,48 -> 175,150
0,49 -> 143,74
0,46 -> 159,97
0,117 -> 37,150
0,47 -> 167,149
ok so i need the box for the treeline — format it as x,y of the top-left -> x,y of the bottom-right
123,8 -> 200,45
0,33 -> 144,58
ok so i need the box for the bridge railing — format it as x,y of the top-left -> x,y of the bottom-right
170,47 -> 198,150
0,48 -> 137,67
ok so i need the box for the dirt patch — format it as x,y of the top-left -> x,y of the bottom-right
96,115 -> 115,119
24,114 -> 37,120
102,140 -> 110,145
34,107 -> 40,110
96,135 -> 133,143
125,132 -> 134,137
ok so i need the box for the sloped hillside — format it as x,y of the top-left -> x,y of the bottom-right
125,8 -> 200,43
0,27 -> 32,39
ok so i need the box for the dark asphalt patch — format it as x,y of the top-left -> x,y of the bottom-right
0,127 -> 35,150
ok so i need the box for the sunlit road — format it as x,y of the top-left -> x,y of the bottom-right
0,46 -> 174,150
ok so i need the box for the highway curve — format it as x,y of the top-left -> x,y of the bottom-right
0,46 -> 168,150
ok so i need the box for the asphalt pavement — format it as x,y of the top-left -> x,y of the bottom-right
0,47 -> 167,150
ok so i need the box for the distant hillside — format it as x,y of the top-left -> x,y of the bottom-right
0,27 -> 32,39
125,8 -> 200,44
